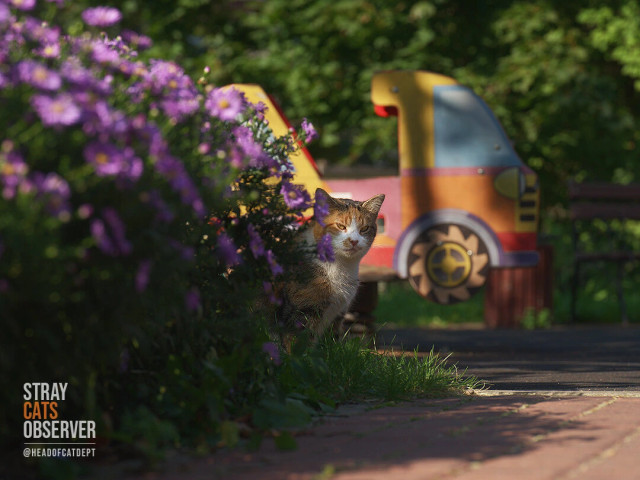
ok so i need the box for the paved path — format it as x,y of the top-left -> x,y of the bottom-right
134,393 -> 640,480
127,326 -> 640,480
377,325 -> 640,392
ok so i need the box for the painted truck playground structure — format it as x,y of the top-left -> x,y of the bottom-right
235,70 -> 541,307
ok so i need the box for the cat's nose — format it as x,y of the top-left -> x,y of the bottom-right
350,239 -> 359,247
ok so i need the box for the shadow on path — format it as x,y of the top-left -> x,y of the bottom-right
377,325 -> 640,391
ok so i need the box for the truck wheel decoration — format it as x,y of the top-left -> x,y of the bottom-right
408,224 -> 489,304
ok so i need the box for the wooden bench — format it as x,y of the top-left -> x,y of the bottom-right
569,182 -> 640,324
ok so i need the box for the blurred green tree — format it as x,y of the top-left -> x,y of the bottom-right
106,0 -> 640,205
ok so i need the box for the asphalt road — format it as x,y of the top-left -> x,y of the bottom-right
377,325 -> 640,392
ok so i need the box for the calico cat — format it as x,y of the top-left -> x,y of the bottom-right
277,188 -> 385,337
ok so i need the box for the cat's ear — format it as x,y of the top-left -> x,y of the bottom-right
315,188 -> 342,209
362,194 -> 385,216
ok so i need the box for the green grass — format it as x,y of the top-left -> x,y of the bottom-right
375,281 -> 485,328
282,335 -> 479,405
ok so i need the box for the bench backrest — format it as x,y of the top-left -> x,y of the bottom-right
569,182 -> 640,220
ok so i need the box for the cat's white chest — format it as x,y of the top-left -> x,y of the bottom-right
320,259 -> 359,326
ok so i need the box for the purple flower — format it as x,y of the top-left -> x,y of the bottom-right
1,151 -> 28,200
205,87 -> 246,121
185,287 -> 201,313
232,126 -> 269,167
31,94 -> 81,127
266,249 -> 283,276
31,171 -> 71,218
10,0 -> 36,11
317,233 -> 335,262
35,42 -> 61,59
216,232 -> 242,267
143,190 -> 175,223
61,58 -> 112,95
17,60 -> 62,91
280,181 -> 311,210
168,238 -> 195,262
247,224 -> 265,258
119,348 -> 130,373
90,40 -> 121,65
314,190 -> 330,227
262,341 -> 282,366
84,142 -> 143,181
135,259 -> 152,293
263,281 -> 282,306
301,118 -> 319,143
91,208 -> 132,256
153,154 -> 204,216
0,4 -> 11,23
121,30 -> 153,51
81,6 -> 122,27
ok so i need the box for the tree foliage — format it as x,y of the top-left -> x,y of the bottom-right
108,0 -> 640,206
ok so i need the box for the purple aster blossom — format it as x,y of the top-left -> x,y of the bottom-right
185,287 -> 201,313
314,189 -> 330,227
31,94 -> 81,127
154,154 -> 204,216
17,60 -> 62,91
216,232 -> 242,267
301,118 -> 319,143
317,233 -> 335,262
35,42 -> 61,59
60,58 -> 111,95
91,218 -> 116,255
232,126 -> 269,167
263,281 -> 281,305
92,100 -> 128,135
31,171 -> 71,218
135,259 -> 152,293
121,30 -> 152,51
10,0 -> 36,11
0,4 -> 11,24
89,39 -> 121,66
143,190 -> 175,223
1,151 -> 28,200
146,60 -> 188,93
24,17 -> 60,44
77,203 -> 94,219
119,348 -> 130,373
168,238 -> 195,262
266,249 -> 283,276
83,142 -> 143,181
91,207 -> 132,256
161,96 -> 200,122
0,152 -> 29,200
81,6 -> 122,27
247,224 -> 265,258
280,181 -> 312,210
262,341 -> 282,366
205,87 -> 246,121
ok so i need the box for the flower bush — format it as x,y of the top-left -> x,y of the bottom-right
0,0 -> 323,454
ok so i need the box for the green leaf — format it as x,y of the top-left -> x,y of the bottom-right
273,431 -> 298,451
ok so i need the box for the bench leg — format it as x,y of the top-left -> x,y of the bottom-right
616,261 -> 629,326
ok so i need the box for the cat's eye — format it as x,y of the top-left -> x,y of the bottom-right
360,226 -> 370,234
335,223 -> 347,231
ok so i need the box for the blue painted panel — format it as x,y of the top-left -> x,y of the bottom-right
433,86 -> 522,168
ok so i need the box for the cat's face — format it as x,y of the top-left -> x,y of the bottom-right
314,188 -> 385,260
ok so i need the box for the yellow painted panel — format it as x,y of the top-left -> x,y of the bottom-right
371,71 -> 457,170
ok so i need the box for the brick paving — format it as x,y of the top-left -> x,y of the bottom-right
117,326 -> 640,480
128,392 -> 640,480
